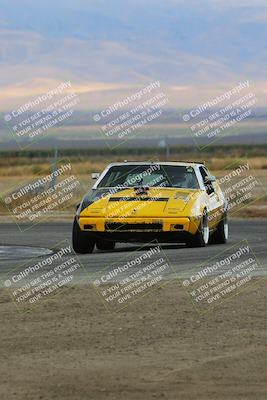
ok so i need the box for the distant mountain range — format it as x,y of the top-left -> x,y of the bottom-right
1,132 -> 267,151
0,0 -> 267,110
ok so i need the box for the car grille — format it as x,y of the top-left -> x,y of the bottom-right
109,197 -> 168,201
105,223 -> 163,231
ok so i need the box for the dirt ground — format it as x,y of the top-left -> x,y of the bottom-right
0,279 -> 267,400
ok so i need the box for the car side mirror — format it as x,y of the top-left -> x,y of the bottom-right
204,175 -> 216,184
91,172 -> 100,180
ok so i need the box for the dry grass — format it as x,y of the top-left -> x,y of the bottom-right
0,155 -> 267,177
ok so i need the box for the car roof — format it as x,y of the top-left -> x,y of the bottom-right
106,161 -> 205,168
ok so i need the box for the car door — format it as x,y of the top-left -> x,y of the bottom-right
199,166 -> 222,229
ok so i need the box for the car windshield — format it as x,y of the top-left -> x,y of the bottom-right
97,164 -> 200,189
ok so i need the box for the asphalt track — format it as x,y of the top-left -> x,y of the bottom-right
0,219 -> 266,287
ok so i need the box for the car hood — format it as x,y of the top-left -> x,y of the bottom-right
79,187 -> 204,218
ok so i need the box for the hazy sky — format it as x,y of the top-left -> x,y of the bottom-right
0,0 -> 266,109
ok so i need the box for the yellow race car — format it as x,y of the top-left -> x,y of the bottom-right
72,161 -> 229,253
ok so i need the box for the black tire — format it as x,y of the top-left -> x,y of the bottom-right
72,218 -> 95,254
188,212 -> 209,248
96,240 -> 116,251
210,213 -> 229,244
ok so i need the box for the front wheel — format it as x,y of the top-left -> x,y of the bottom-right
188,212 -> 209,247
210,213 -> 229,244
72,218 -> 95,254
96,240 -> 116,251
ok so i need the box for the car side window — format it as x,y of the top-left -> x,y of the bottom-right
199,167 -> 214,195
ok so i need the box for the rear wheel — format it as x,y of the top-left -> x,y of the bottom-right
96,240 -> 116,251
188,212 -> 209,247
210,213 -> 229,244
72,218 -> 95,254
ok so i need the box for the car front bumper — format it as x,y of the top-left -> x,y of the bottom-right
78,216 -> 199,235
